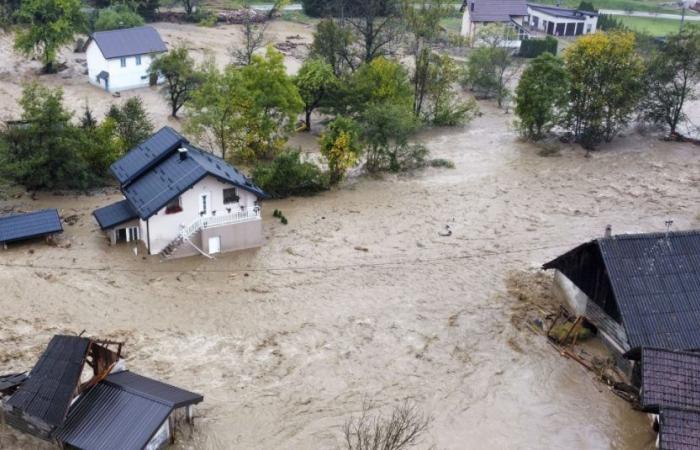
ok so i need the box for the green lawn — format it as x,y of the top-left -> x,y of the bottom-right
617,16 -> 686,35
535,0 -> 697,15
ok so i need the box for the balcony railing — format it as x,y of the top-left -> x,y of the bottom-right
179,207 -> 261,239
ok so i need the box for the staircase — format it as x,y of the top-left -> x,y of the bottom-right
159,207 -> 261,259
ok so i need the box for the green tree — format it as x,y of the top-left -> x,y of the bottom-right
320,116 -> 362,184
640,28 -> 700,137
252,150 -> 328,198
93,5 -> 144,31
425,53 -> 478,126
515,52 -> 569,140
343,0 -> 402,64
577,1 -> 596,12
149,46 -> 203,117
311,19 -> 355,75
360,103 -> 424,172
564,31 -> 644,148
0,83 -> 92,189
14,0 -> 86,73
345,56 -> 413,115
295,58 -> 337,131
107,97 -> 154,151
465,24 -> 517,107
78,113 -> 122,178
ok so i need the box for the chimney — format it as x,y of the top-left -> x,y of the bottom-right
178,147 -> 188,161
604,224 -> 612,238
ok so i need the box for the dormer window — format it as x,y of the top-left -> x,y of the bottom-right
165,197 -> 182,214
223,188 -> 240,204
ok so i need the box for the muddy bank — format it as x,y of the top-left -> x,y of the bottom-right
1,100 -> 697,448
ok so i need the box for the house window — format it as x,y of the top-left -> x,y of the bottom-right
136,55 -> 142,65
586,24 -> 592,34
223,188 -> 240,204
120,57 -> 126,67
165,197 -> 182,214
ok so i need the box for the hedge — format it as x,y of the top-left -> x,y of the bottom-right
519,36 -> 558,58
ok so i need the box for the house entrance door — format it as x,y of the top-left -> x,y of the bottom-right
208,236 -> 221,254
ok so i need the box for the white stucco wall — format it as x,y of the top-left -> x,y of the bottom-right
86,41 -> 163,92
141,175 -> 260,255
527,8 -> 597,35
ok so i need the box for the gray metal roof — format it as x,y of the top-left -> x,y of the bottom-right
465,0 -> 528,22
0,209 -> 63,244
544,230 -> 700,352
659,408 -> 700,450
0,373 -> 27,394
110,126 -> 187,186
93,199 -> 139,230
5,336 -> 90,428
641,348 -> 700,413
90,26 -> 167,60
121,141 -> 268,220
54,380 -> 172,450
528,3 -> 597,19
107,370 -> 203,408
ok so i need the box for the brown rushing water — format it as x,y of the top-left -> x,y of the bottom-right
2,102 -> 698,449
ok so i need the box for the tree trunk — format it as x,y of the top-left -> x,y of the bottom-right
305,110 -> 312,131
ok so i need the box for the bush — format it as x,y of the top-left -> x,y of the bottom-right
93,5 -> 144,32
252,150 -> 329,198
519,37 -> 558,58
429,158 -> 455,168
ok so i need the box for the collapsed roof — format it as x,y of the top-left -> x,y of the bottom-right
543,230 -> 700,352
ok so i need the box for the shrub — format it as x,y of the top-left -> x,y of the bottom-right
519,37 -> 558,58
252,150 -> 329,198
429,158 -> 455,168
93,5 -> 144,32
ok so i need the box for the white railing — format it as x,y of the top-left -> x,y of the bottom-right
179,207 -> 261,239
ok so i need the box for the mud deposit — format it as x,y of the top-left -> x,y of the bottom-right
1,19 -> 700,450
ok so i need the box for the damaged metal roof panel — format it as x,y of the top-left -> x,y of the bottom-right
4,336 -> 90,429
641,348 -> 700,413
54,380 -> 172,450
107,370 -> 203,409
659,408 -> 700,450
0,209 -> 63,244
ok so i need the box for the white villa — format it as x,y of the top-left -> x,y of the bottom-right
93,127 -> 269,259
527,4 -> 598,36
86,26 -> 167,93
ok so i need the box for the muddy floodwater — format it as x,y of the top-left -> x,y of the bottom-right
2,101 -> 698,449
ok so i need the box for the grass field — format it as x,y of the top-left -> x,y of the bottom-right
617,16 -> 687,35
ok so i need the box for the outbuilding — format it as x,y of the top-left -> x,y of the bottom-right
86,26 -> 167,93
527,4 -> 598,36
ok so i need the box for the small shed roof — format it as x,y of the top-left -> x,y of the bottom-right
54,370 -> 202,450
528,3 -> 597,19
0,209 -> 63,244
93,199 -> 139,230
90,26 -> 167,60
659,408 -> 700,450
5,336 -> 90,428
464,0 -> 528,22
544,230 -> 700,352
640,348 -> 700,413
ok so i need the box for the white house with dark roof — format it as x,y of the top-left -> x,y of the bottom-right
86,26 -> 167,93
460,0 -> 530,43
527,4 -> 597,36
93,127 -> 269,259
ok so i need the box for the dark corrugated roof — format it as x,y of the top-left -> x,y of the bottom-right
122,142 -> 268,220
659,408 -> 700,450
110,126 -> 187,186
466,0 -> 528,22
5,336 -> 90,428
0,373 -> 27,394
544,230 -> 700,352
107,370 -> 203,408
90,26 -> 167,60
54,380 -> 172,450
0,209 -> 63,244
93,199 -> 139,230
528,3 -> 597,19
641,348 -> 700,413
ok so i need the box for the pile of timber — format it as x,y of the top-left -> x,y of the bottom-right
157,8 -> 267,24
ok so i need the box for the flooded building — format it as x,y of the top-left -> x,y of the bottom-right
0,208 -> 63,249
0,334 -> 203,449
543,230 -> 700,376
93,127 -> 269,259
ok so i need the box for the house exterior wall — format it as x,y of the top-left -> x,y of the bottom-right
142,175 -> 260,255
200,219 -> 264,255
527,8 -> 597,35
461,13 -> 528,47
86,41 -> 162,92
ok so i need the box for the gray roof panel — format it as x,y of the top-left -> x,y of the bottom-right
528,3 -> 598,19
659,408 -> 700,450
641,347 -> 700,413
0,209 -> 63,243
107,370 -> 203,408
93,199 -> 139,230
466,0 -> 528,22
90,26 -> 167,60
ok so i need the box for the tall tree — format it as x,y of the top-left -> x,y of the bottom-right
465,24 -> 518,107
231,15 -> 268,66
107,97 -> 154,151
149,46 -> 203,117
14,0 -> 86,73
564,31 -> 644,148
320,116 -> 361,184
640,28 -> 700,138
295,58 -> 337,131
515,52 -> 569,140
310,19 -> 355,75
93,5 -> 144,31
340,0 -> 402,64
